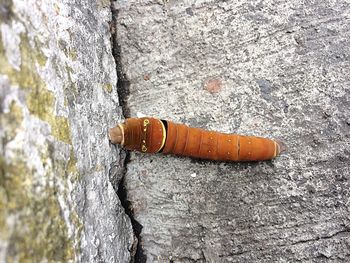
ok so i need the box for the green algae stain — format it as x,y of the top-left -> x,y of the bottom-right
98,0 -> 110,9
34,37 -> 48,66
102,83 -> 113,93
67,149 -> 78,175
51,117 -> 72,145
0,31 -> 71,144
0,156 -> 74,262
0,24 -> 81,262
25,81 -> 54,118
22,34 -> 71,144
68,49 -> 77,60
0,88 -> 78,263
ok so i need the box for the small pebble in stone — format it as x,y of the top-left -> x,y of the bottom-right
204,78 -> 222,94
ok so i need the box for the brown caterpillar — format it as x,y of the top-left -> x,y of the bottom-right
109,117 -> 285,161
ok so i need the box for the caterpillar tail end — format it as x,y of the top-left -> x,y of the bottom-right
109,124 -> 123,145
274,139 -> 287,156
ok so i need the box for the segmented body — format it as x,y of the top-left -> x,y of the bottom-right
120,117 -> 279,161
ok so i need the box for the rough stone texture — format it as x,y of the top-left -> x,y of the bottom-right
0,0 -> 133,262
115,0 -> 350,262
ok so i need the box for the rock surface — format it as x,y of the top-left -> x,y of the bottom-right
0,0 -> 133,262
115,0 -> 350,262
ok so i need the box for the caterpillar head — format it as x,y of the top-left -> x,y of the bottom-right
109,118 -> 166,153
108,124 -> 123,144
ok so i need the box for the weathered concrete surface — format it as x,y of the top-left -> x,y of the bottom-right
0,0 -> 133,262
115,0 -> 350,262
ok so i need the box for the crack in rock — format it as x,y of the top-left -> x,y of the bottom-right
109,1 -> 146,262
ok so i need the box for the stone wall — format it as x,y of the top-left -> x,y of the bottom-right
0,1 -> 133,262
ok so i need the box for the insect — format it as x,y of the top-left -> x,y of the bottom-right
109,117 -> 285,161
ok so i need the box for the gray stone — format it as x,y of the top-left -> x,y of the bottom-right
1,0 -> 133,262
114,0 -> 350,262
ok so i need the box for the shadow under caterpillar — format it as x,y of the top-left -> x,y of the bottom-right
109,117 -> 286,161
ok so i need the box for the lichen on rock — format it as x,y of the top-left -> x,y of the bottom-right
1,30 -> 70,144
0,11 -> 79,263
1,0 -> 133,262
0,157 -> 74,262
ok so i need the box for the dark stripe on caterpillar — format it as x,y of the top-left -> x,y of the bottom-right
158,120 -> 168,153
